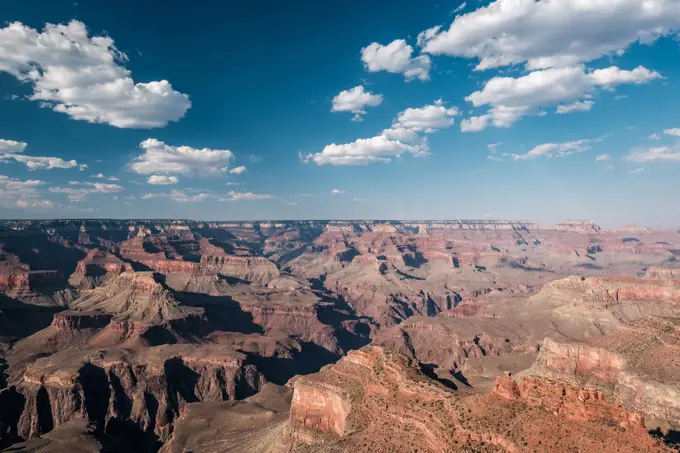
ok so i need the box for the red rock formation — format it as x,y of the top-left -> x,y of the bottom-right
283,346 -> 669,452
532,338 -> 625,384
289,381 -> 351,437
8,345 -> 266,442
70,271 -> 204,324
69,249 -> 131,290
518,375 -> 645,431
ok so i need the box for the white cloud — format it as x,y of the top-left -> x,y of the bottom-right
142,190 -> 215,203
353,197 -> 366,202
305,100 -> 455,166
663,128 -> 680,137
0,138 -> 82,170
0,175 -> 51,208
331,189 -> 345,195
462,65 -> 661,130
626,146 -> 680,163
556,100 -> 594,114
380,127 -> 421,143
361,40 -> 431,81
0,20 -> 190,128
107,176 -> 119,181
224,191 -> 274,201
49,181 -> 123,202
304,135 -> 428,166
226,182 -> 240,186
130,139 -> 234,175
509,136 -> 605,161
419,0 -> 680,71
92,173 -> 104,178
590,66 -> 664,87
331,86 -> 383,121
147,175 -> 178,185
486,155 -> 504,162
0,139 -> 27,153
628,168 -> 646,174
596,154 -> 611,162
461,115 -> 492,132
391,99 -> 459,132
90,182 -> 123,193
228,165 -> 247,175
0,154 -> 79,170
649,133 -> 661,140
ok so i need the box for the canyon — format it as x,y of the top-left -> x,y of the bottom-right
1,219 -> 679,452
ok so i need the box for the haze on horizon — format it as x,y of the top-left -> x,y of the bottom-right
1,0 -> 680,226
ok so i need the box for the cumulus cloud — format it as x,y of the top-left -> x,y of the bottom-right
509,136 -> 606,161
304,135 -> 428,166
49,181 -> 123,202
419,0 -> 680,71
596,154 -> 611,162
0,175 -> 51,208
305,100 -> 455,166
0,138 -> 82,170
361,40 -> 431,81
147,175 -> 178,185
331,86 -> 383,121
0,154 -> 79,170
224,191 -> 274,201
331,189 -> 345,195
0,20 -> 191,128
626,146 -> 680,163
130,139 -> 234,175
556,100 -> 594,114
0,139 -> 27,153
461,65 -> 661,130
391,99 -> 459,132
228,165 -> 247,175
649,133 -> 661,140
664,128 -> 680,137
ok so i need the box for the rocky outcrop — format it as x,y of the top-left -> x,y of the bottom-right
138,255 -> 281,287
0,271 -> 64,303
494,373 -> 645,431
373,317 -> 514,372
544,276 -> 680,307
4,345 -> 266,444
530,338 -> 625,384
159,383 -> 292,453
527,336 -> 680,430
70,272 -> 204,324
645,266 -> 680,281
289,381 -> 351,438
282,346 -> 669,452
69,250 -> 131,290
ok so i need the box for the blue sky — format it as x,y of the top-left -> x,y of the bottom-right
1,0 -> 679,226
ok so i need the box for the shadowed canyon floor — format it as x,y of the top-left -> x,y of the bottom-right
1,219 -> 680,452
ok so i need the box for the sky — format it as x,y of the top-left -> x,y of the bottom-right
1,0 -> 680,226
